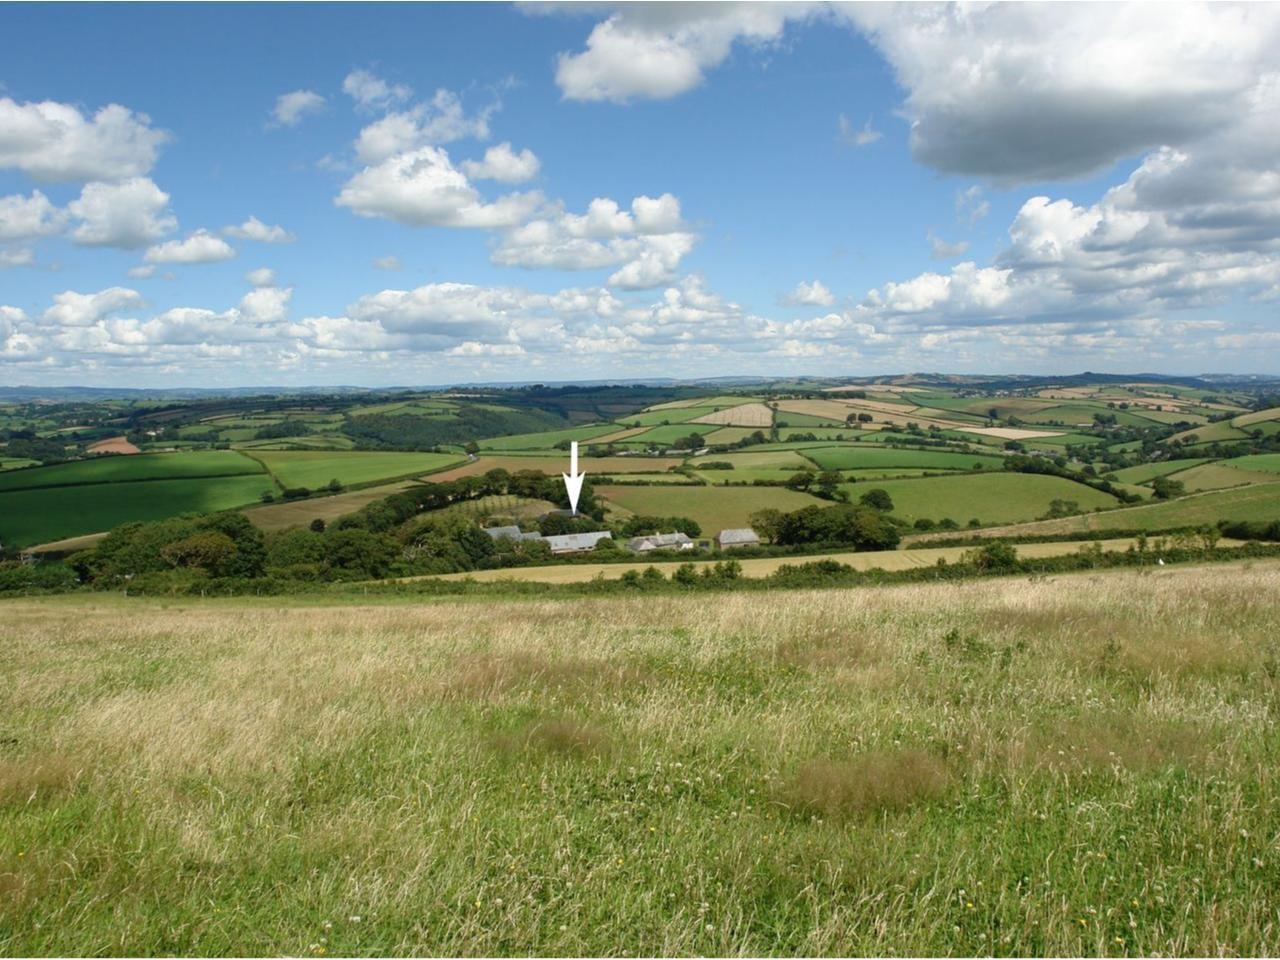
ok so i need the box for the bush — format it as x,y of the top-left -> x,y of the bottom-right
859,488 -> 894,512
964,542 -> 1019,571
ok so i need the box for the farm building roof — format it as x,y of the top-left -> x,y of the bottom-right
543,531 -> 613,553
716,528 -> 760,545
625,532 -> 694,552
482,525 -> 543,542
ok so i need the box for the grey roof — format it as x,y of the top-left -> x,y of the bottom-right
626,531 -> 694,552
544,530 -> 613,552
716,527 -> 760,544
483,525 -> 544,543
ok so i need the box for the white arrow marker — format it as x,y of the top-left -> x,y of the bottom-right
562,440 -> 586,514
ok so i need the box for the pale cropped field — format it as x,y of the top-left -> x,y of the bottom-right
423,537 -> 1162,584
690,402 -> 775,427
2,562 -> 1279,955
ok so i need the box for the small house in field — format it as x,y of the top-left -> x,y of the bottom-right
715,528 -> 760,550
625,531 -> 694,553
543,531 -> 613,554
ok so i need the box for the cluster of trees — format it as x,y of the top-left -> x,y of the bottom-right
749,500 -> 901,550
342,405 -> 564,451
784,469 -> 846,498
2,430 -> 68,464
618,515 -> 702,538
253,420 -> 311,440
1219,519 -> 1280,541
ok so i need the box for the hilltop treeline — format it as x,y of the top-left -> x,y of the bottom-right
343,406 -> 565,450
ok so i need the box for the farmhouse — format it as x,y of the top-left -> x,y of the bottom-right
716,527 -> 760,549
625,531 -> 694,553
543,531 -> 613,554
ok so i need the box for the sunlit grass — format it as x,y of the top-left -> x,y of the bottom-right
1,562 -> 1279,955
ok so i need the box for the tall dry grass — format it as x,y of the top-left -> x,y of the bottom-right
1,561 -> 1279,955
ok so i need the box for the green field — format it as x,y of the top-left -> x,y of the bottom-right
621,406 -> 724,427
842,472 -> 1121,525
246,451 -> 464,489
627,423 -> 724,446
0,451 -> 264,492
1219,453 -> 1280,474
1171,421 -> 1248,444
705,450 -> 816,470
803,446 -> 1003,472
1168,462 -> 1278,492
0,475 -> 278,547
477,424 -> 621,451
916,481 -> 1280,541
597,484 -> 823,532
1110,459 -> 1212,484
3,564 -> 1279,954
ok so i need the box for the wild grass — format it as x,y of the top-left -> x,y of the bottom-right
1,562 -> 1279,955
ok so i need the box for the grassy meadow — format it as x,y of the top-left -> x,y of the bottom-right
0,475 -> 279,548
0,451 -> 264,492
246,451 -> 464,490
2,562 -> 1279,955
837,473 -> 1120,526
911,481 -> 1280,543
595,484 -> 823,531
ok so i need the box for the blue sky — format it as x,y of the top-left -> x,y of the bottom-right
2,3 -> 1278,386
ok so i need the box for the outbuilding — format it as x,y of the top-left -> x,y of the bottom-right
625,531 -> 695,553
715,528 -> 760,550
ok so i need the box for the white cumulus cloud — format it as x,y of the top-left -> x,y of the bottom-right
461,142 -> 540,183
343,69 -> 412,110
271,90 -> 325,127
553,5 -> 814,102
0,97 -> 167,182
144,230 -> 236,264
68,178 -> 176,249
782,280 -> 836,307
336,146 -> 542,228
224,216 -> 294,243
0,190 -> 66,242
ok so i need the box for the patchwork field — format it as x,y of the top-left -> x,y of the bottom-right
4,563 -> 1279,955
690,402 -> 775,427
802,446 -> 1003,472
431,455 -> 683,482
1169,462 -> 1280,492
0,451 -> 264,492
241,481 -> 422,532
596,484 -> 822,532
840,473 -> 1121,525
910,481 -> 1280,541
476,424 -> 622,451
1109,459 -> 1212,484
246,451 -> 464,489
0,475 -> 277,547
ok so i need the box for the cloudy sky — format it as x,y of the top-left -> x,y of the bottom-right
2,2 -> 1279,387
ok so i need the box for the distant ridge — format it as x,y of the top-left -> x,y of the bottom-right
1,371 -> 1277,402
